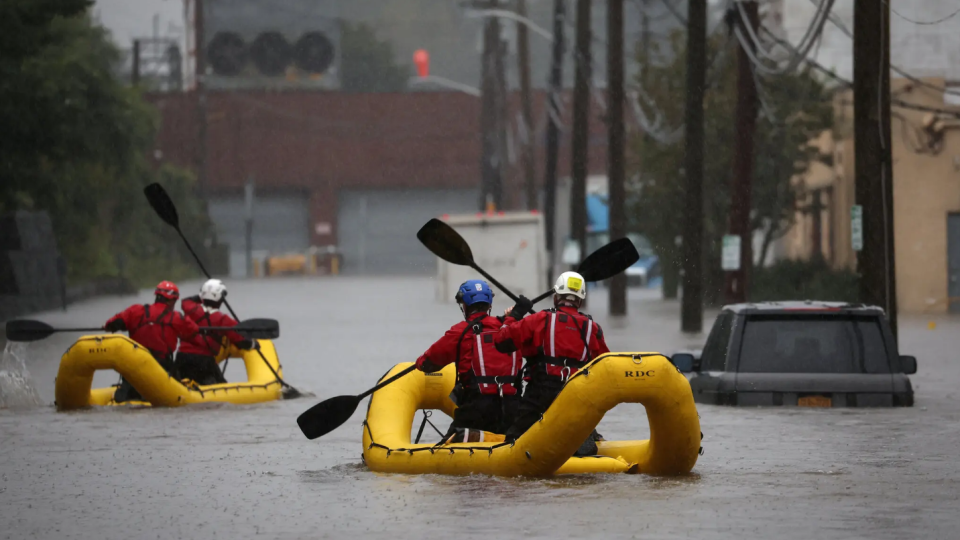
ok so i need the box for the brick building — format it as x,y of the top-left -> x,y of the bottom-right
149,90 -> 610,275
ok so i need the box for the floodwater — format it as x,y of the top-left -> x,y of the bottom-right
2,277 -> 959,539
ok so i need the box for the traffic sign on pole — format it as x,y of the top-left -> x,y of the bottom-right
851,205 -> 863,252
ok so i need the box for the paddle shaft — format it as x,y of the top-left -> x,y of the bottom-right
468,261 -> 543,316
358,365 -> 418,400
168,214 -> 295,392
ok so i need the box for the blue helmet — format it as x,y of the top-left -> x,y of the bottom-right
455,280 -> 494,306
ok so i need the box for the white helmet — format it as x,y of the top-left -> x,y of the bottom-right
554,271 -> 586,300
200,279 -> 227,303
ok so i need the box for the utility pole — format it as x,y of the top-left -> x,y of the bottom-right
853,0 -> 897,337
244,176 -> 255,278
724,0 -> 759,304
543,0 -> 566,280
195,0 -> 208,198
132,39 -> 141,86
608,0 -> 627,316
479,5 -> 503,212
494,19 -> 508,210
571,0 -> 592,267
517,0 -> 537,210
681,0 -> 707,333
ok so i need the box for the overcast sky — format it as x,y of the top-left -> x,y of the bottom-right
93,0 -> 186,47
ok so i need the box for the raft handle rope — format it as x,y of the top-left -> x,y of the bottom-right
363,354 -> 680,459
366,419 -> 513,456
414,410 -> 444,445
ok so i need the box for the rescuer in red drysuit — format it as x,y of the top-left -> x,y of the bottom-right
178,279 -> 258,385
415,279 -> 522,443
495,271 -> 610,456
103,280 -> 199,401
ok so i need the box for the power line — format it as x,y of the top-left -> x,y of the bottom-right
758,24 -> 960,121
733,0 -> 835,76
883,1 -> 960,26
810,3 -> 960,98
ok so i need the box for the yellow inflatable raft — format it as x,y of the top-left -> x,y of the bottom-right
55,334 -> 284,411
362,352 -> 701,477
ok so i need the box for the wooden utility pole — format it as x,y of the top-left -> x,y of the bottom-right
479,12 -> 502,211
543,0 -> 566,279
725,0 -> 759,304
571,0 -> 592,266
853,0 -> 897,337
194,0 -> 208,198
608,0 -> 627,315
132,39 -> 141,86
517,0 -> 537,210
681,0 -> 707,333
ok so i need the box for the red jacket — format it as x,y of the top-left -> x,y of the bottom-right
415,313 -> 522,395
494,307 -> 609,379
105,302 -> 199,357
178,296 -> 246,357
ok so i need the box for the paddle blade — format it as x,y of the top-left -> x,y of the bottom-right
144,183 -> 180,229
232,318 -> 280,340
417,218 -> 474,266
4,320 -> 56,342
297,395 -> 362,440
577,237 -> 640,282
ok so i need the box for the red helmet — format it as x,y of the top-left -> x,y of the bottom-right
154,281 -> 180,301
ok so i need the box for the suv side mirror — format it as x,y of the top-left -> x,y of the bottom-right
899,355 -> 917,375
672,353 -> 695,373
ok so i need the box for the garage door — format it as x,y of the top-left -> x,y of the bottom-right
337,189 -> 479,275
208,194 -> 310,277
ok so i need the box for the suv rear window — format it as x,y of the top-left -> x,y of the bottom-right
737,315 -> 890,374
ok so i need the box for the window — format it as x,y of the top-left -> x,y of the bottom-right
700,312 -> 734,371
858,320 -> 891,373
738,315 -> 890,374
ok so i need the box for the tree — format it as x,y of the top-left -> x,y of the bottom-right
339,22 -> 410,93
0,5 -> 211,287
628,29 -> 833,304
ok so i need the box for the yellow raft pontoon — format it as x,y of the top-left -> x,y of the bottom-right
54,334 -> 284,411
362,352 -> 701,476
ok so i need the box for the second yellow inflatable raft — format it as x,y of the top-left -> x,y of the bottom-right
55,334 -> 285,411
362,352 -> 701,477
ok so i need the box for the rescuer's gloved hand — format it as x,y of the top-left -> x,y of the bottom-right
104,320 -> 125,332
505,295 -> 534,320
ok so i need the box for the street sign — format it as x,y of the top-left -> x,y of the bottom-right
722,235 -> 741,271
851,205 -> 863,252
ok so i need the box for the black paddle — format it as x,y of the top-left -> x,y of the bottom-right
418,218 -> 640,308
528,236 -> 640,304
295,223 -> 640,440
296,365 -> 418,440
416,218 -> 524,304
5,318 -> 280,343
143,183 -> 302,398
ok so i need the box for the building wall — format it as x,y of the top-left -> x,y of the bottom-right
148,89 -> 611,251
887,80 -> 960,313
781,78 -> 960,313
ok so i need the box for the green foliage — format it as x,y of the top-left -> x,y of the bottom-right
0,6 -> 211,288
750,259 -> 859,303
628,30 -> 834,304
340,22 -> 410,93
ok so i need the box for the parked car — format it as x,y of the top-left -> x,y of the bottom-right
672,301 -> 917,407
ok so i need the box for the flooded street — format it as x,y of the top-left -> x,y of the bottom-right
2,277 -> 959,539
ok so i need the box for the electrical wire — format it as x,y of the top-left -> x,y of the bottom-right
883,1 -> 960,26
738,0 -> 832,66
812,3 -> 960,98
734,0 -> 834,76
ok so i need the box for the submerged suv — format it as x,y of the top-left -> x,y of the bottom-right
673,302 -> 917,407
